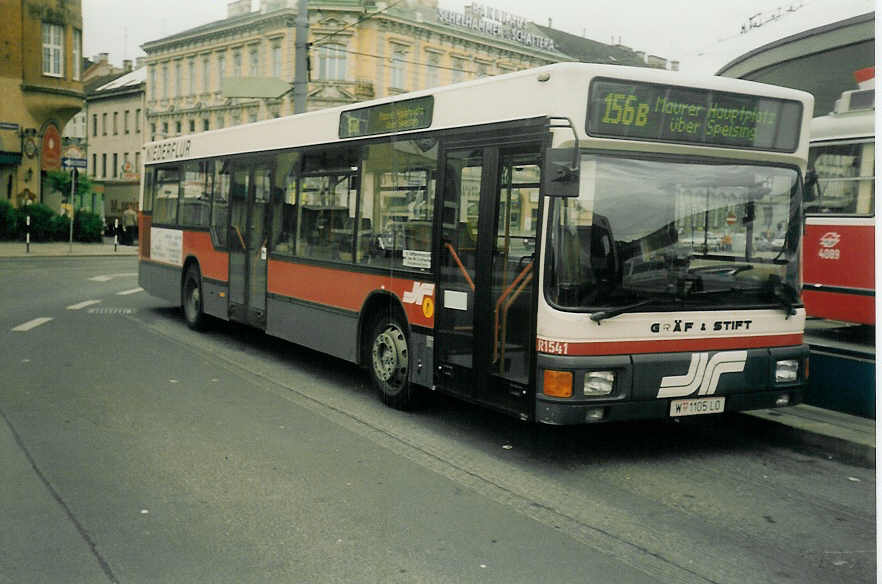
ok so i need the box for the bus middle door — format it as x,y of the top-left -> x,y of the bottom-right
228,161 -> 272,326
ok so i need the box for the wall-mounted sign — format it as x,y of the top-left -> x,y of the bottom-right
437,3 -> 555,51
587,78 -> 803,152
41,123 -> 61,170
339,96 -> 434,139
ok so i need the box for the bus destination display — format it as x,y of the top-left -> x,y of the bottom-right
587,79 -> 802,152
340,96 -> 434,138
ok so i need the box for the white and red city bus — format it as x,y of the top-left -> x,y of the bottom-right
139,63 -> 813,424
804,67 -> 875,325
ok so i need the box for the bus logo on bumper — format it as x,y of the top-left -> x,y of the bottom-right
656,351 -> 747,399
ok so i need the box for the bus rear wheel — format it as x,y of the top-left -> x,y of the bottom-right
369,315 -> 413,409
182,265 -> 206,330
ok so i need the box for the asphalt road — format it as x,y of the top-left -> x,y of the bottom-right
0,256 -> 875,583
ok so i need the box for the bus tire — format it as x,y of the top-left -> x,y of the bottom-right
368,315 -> 414,410
182,264 -> 207,330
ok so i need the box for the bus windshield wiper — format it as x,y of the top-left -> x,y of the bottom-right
590,298 -> 657,323
765,276 -> 798,319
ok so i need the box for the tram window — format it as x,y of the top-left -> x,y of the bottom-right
270,151 -> 300,256
153,167 -> 180,225
358,139 -> 437,269
179,160 -> 213,228
807,142 -> 875,215
210,160 -> 231,248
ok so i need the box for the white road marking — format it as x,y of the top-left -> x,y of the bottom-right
67,299 -> 102,310
116,287 -> 143,296
89,273 -> 137,282
12,317 -> 54,332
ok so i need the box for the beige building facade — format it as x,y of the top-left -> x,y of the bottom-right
0,0 -> 84,208
86,68 -> 147,222
141,0 -> 664,142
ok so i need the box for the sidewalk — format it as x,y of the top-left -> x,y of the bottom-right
0,238 -> 138,257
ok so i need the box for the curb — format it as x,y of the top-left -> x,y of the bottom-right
743,406 -> 875,468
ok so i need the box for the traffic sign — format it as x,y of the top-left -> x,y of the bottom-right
62,157 -> 87,168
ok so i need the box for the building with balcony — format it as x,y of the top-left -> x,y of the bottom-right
140,0 -> 669,142
0,0 -> 84,208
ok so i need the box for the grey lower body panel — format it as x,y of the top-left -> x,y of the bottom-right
202,279 -> 229,321
139,261 -> 180,306
266,296 -> 358,363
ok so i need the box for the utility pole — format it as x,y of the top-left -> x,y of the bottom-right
293,0 -> 309,114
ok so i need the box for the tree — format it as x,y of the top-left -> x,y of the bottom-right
45,169 -> 94,201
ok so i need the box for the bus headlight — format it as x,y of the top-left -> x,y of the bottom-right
775,359 -> 798,383
584,371 -> 615,396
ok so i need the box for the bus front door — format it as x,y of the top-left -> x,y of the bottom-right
228,162 -> 272,326
436,145 -> 541,419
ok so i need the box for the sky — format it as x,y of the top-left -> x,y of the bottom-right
82,0 -> 875,74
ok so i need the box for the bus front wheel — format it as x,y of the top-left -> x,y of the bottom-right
182,265 -> 206,330
368,315 -> 413,409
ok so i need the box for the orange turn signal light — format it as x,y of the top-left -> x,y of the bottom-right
543,370 -> 573,398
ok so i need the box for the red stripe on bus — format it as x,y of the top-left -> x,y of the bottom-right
183,231 -> 229,281
538,334 -> 804,356
267,260 -> 435,327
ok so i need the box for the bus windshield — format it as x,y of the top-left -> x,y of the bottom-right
545,154 -> 802,313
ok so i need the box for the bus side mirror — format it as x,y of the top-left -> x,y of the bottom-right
803,170 -> 818,202
543,147 -> 580,197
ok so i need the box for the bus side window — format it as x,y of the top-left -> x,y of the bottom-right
271,150 -> 300,255
210,160 -> 230,249
153,167 -> 180,225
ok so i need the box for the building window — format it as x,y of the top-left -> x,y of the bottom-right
135,151 -> 140,171
72,29 -> 82,81
233,49 -> 242,78
162,121 -> 168,136
176,120 -> 182,134
248,110 -> 258,123
426,52 -> 440,87
113,153 -> 118,178
151,122 -> 156,140
92,153 -> 96,175
216,113 -> 225,129
203,57 -> 210,92
175,61 -> 182,97
203,119 -> 210,131
150,66 -> 156,100
102,113 -> 107,135
249,46 -> 259,76
188,58 -> 196,95
452,57 -> 465,83
217,53 -> 226,90
41,22 -> 64,77
476,62 -> 488,78
189,119 -> 195,133
272,42 -> 282,77
389,47 -> 407,89
113,112 -> 118,135
135,109 -> 141,133
92,114 -> 98,137
102,153 -> 107,178
231,110 -> 241,126
162,64 -> 169,99
317,44 -> 347,81
124,110 -> 130,134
